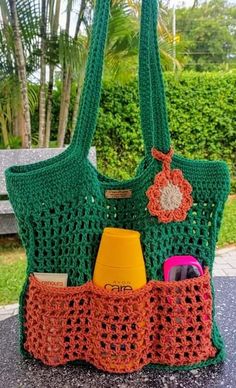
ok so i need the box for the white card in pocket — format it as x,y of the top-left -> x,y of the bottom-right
33,272 -> 68,287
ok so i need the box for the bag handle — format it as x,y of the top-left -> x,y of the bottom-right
149,0 -> 171,153
70,0 -> 171,160
139,0 -> 170,155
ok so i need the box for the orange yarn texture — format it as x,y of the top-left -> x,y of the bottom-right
24,268 -> 217,373
146,148 -> 193,223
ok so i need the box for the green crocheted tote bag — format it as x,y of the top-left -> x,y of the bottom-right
5,0 -> 230,374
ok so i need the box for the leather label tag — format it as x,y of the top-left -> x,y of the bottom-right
105,189 -> 132,199
33,273 -> 68,287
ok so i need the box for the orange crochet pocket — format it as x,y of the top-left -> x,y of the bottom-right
23,268 -> 217,373
148,269 -> 217,366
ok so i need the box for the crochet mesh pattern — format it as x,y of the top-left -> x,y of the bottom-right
4,0 -> 230,373
24,269 -> 216,373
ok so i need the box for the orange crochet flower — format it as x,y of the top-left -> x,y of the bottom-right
146,148 -> 193,223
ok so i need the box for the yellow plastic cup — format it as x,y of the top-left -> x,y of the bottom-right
93,227 -> 147,291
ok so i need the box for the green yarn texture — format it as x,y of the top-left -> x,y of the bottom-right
5,0 -> 230,371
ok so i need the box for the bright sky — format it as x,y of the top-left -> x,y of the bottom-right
59,1 -> 198,32
169,0 -> 195,6
169,0 -> 236,5
59,0 -> 236,35
60,0 -> 81,36
59,0 -> 199,35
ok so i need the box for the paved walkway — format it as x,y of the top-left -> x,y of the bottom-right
213,246 -> 236,276
0,303 -> 19,322
1,246 -> 235,322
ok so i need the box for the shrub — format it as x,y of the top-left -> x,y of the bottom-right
93,71 -> 236,192
28,71 -> 236,192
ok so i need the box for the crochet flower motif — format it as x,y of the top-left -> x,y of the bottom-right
146,148 -> 193,223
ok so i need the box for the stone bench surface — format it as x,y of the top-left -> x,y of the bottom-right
0,147 -> 96,234
0,277 -> 235,388
0,200 -> 13,214
0,147 -> 96,195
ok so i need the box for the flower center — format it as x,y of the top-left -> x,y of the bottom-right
159,182 -> 183,211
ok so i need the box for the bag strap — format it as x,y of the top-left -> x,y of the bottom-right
149,0 -> 171,153
70,0 -> 171,160
139,0 -> 170,154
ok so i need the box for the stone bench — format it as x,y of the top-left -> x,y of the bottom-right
0,147 -> 96,235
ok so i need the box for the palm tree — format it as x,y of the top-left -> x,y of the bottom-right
70,38 -> 87,137
8,0 -> 32,148
0,0 -> 179,149
69,0 -> 143,140
0,0 -> 39,148
57,0 -> 87,147
38,0 -> 47,147
45,0 -> 61,147
70,0 -> 181,139
0,100 -> 10,148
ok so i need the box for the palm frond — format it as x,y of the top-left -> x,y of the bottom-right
58,31 -> 86,72
48,0 -> 55,29
16,0 -> 41,73
28,83 -> 39,113
104,0 -> 181,80
0,0 -> 41,77
0,29 -> 14,78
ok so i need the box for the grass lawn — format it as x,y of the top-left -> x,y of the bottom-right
218,197 -> 236,247
0,198 -> 235,305
0,246 -> 26,305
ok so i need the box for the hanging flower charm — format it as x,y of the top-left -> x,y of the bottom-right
146,148 -> 193,223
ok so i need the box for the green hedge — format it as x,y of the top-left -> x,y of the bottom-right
29,72 -> 236,191
93,71 -> 236,192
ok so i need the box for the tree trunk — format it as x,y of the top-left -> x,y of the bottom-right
71,83 -> 82,138
45,0 -> 61,147
52,0 -> 61,33
18,101 -> 27,147
8,0 -> 31,148
57,0 -> 72,147
1,4 -> 13,73
0,112 -> 10,148
45,65 -> 54,147
57,0 -> 86,146
57,67 -> 72,147
38,0 -> 47,147
69,0 -> 87,141
74,0 -> 86,38
12,106 -> 19,137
